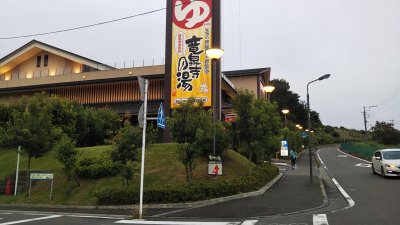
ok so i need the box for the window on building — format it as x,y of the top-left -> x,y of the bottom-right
44,55 -> 48,67
36,56 -> 41,67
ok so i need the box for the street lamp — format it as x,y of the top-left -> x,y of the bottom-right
282,109 -> 289,127
263,85 -> 275,101
206,48 -> 224,156
307,74 -> 330,184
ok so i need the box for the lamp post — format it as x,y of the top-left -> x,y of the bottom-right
263,85 -> 275,101
282,109 -> 289,127
307,74 -> 330,184
206,48 -> 224,156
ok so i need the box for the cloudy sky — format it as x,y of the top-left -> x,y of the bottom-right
1,0 -> 399,130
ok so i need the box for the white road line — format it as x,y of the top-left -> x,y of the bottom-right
241,220 -> 258,225
336,148 -> 371,163
313,214 -> 329,225
0,215 -> 62,225
115,220 -> 242,225
331,178 -> 355,211
316,149 -> 355,212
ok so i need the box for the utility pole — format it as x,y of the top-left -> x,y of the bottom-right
362,105 -> 377,136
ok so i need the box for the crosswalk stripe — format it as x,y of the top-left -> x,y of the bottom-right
114,220 -> 257,225
313,214 -> 329,225
241,220 -> 258,225
0,215 -> 62,225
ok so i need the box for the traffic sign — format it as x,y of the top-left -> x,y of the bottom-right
280,140 -> 289,156
157,103 -> 166,129
301,131 -> 307,138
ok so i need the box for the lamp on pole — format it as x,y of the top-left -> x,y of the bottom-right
282,109 -> 289,127
206,48 -> 224,156
263,85 -> 275,101
307,74 -> 330,184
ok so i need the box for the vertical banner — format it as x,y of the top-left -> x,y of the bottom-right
170,0 -> 213,108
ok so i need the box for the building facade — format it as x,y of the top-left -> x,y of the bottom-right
0,40 -> 271,120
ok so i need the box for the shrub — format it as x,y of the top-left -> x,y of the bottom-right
76,154 -> 120,179
95,164 -> 278,205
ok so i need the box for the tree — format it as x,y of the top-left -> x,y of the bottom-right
111,123 -> 156,185
6,93 -> 61,187
231,90 -> 281,174
270,79 -> 322,128
54,136 -> 80,188
76,107 -> 121,147
371,121 -> 400,145
167,98 -> 229,181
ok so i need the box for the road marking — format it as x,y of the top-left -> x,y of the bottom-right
313,214 -> 329,225
316,149 -> 355,212
114,220 -> 257,224
272,162 -> 288,166
331,178 -> 355,212
336,148 -> 370,163
355,163 -> 371,168
241,220 -> 258,225
337,155 -> 347,158
0,215 -> 62,225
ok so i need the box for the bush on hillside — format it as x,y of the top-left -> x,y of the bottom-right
95,164 -> 278,205
76,155 -> 120,179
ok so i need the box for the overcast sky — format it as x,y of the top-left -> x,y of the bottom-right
1,0 -> 399,130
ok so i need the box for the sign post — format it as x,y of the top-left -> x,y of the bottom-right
29,173 -> 54,200
280,140 -> 289,157
157,103 -> 166,129
137,76 -> 148,220
208,155 -> 222,175
14,146 -> 21,196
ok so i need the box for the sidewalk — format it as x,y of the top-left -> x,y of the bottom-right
145,150 -> 324,218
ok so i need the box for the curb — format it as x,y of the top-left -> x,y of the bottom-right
0,173 -> 284,211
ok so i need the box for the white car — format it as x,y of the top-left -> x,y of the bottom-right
371,149 -> 400,178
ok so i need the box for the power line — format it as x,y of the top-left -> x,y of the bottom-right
0,1 -> 195,40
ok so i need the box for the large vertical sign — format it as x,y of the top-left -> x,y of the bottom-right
170,0 -> 213,108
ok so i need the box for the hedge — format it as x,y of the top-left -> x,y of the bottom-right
95,165 -> 278,205
76,157 -> 120,179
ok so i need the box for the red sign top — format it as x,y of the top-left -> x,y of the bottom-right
173,0 -> 212,29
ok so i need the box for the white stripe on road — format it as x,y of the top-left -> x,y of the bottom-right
241,220 -> 258,225
336,148 -> 370,163
0,215 -> 62,225
316,149 -> 355,212
313,214 -> 329,225
115,220 -> 258,225
331,178 -> 355,211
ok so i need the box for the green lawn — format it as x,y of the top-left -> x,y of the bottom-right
0,143 -> 257,205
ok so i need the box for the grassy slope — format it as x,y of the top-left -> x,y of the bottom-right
340,141 -> 400,161
0,143 -> 254,205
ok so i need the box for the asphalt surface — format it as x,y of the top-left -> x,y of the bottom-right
154,151 -> 322,219
316,147 -> 400,225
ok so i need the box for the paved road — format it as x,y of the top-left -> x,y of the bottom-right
3,147 -> 397,225
316,147 -> 400,225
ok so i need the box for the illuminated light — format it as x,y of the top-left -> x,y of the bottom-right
282,109 -> 289,114
206,48 -> 224,59
296,124 -> 301,128
49,70 -> 56,76
4,75 -> 11,81
263,85 -> 275,93
26,73 -> 33,79
73,67 -> 81,73
82,75 -> 86,79
129,71 -> 132,75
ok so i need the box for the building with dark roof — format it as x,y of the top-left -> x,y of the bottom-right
0,40 -> 272,120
